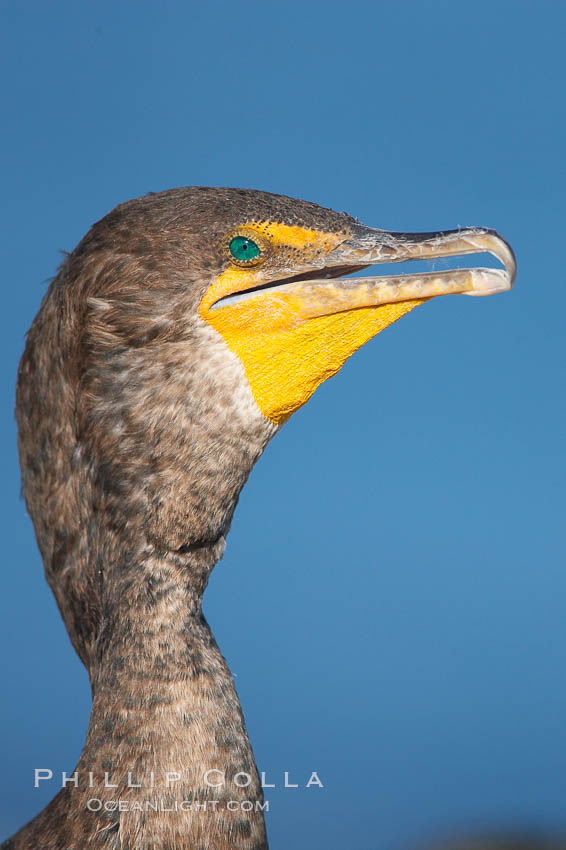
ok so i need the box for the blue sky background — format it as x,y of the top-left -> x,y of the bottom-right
1,1 -> 565,848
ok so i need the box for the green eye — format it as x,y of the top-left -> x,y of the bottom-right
229,236 -> 261,263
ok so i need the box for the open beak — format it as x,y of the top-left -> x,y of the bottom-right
337,223 -> 515,294
271,226 -> 514,318
211,225 -> 516,318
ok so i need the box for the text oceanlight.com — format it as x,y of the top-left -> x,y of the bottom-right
86,798 -> 270,813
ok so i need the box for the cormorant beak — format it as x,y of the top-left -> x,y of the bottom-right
218,226 -> 515,317
208,225 -> 515,319
324,223 -> 516,303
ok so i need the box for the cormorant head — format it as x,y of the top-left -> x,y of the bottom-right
81,186 -> 515,425
18,186 -> 515,563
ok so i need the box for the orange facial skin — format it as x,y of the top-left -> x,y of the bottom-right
200,221 -> 424,425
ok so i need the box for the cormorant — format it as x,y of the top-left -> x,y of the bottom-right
5,187 -> 515,850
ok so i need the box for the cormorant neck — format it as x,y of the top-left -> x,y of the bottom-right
13,547 -> 269,850
14,272 -> 277,848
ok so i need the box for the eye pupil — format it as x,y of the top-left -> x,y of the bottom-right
229,236 -> 261,262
